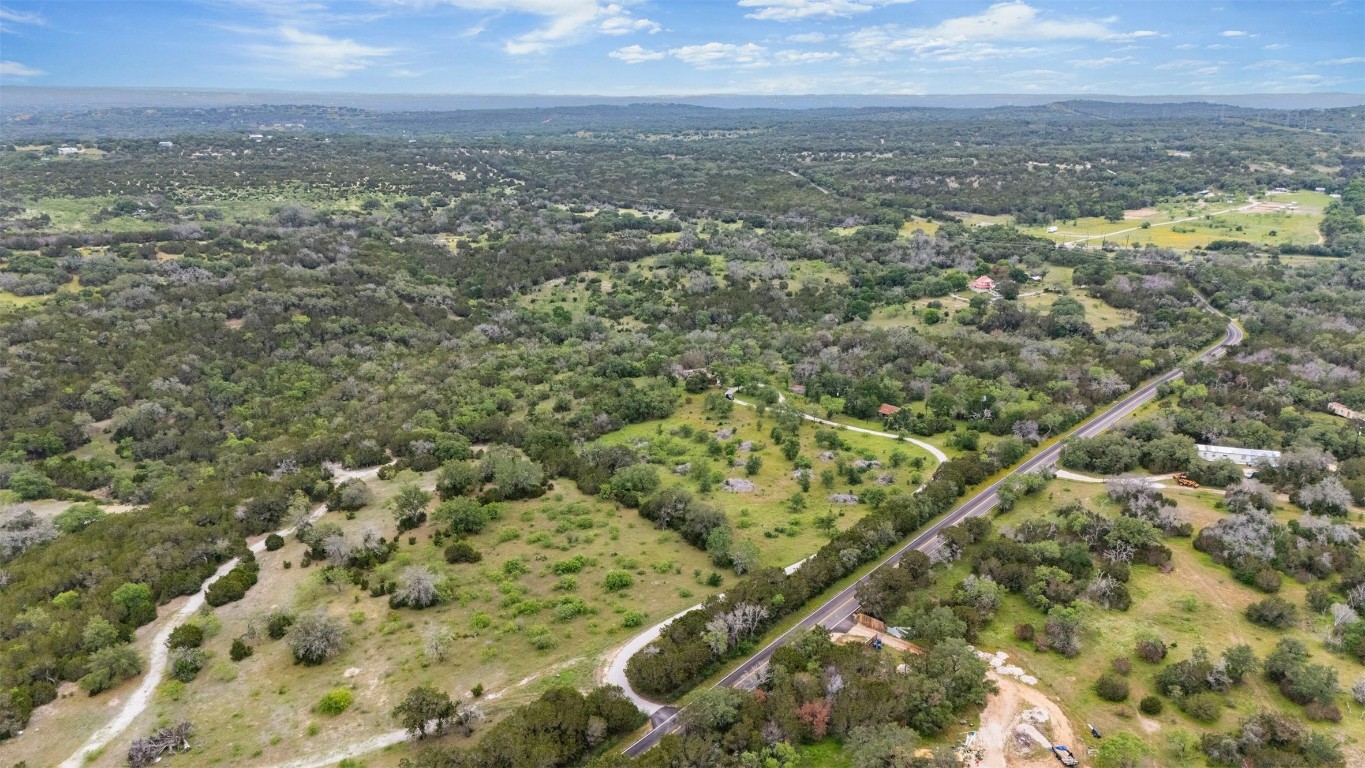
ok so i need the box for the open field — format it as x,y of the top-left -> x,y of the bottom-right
866,263 -> 1137,334
8,467 -> 724,768
1012,190 -> 1333,250
602,396 -> 938,569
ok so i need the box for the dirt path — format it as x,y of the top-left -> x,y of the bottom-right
976,671 -> 1080,768
59,557 -> 241,768
58,461 -> 393,767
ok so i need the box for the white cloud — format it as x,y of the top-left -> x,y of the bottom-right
242,26 -> 395,78
403,1 -> 658,55
0,6 -> 44,25
1175,43 -> 1197,49
1068,56 -> 1135,68
738,0 -> 912,22
598,5 -> 660,35
845,2 -> 1134,62
786,32 -> 828,43
0,60 -> 44,78
1320,56 -> 1365,65
1103,29 -> 1160,42
1262,43 -> 1288,50
609,44 -> 665,63
775,49 -> 841,63
1220,29 -> 1248,37
671,42 -> 768,68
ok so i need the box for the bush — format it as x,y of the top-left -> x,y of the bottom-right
444,541 -> 482,564
265,533 -> 285,551
1304,701 -> 1342,722
1252,567 -> 1282,593
1135,636 -> 1167,663
622,611 -> 647,629
1095,673 -> 1130,702
166,623 -> 204,649
1139,695 -> 1162,715
266,610 -> 295,640
1014,623 -> 1035,641
288,611 -> 347,665
1111,657 -> 1132,676
604,570 -> 634,592
168,647 -> 207,683
1245,596 -> 1297,629
230,638 -> 254,662
316,687 -> 355,716
1182,692 -> 1223,723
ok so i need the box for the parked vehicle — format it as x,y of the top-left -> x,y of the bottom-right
1052,745 -> 1079,766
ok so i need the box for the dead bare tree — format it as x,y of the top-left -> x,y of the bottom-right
127,721 -> 192,768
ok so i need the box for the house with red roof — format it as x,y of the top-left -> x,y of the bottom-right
968,275 -> 995,292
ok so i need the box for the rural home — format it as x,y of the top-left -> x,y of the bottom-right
57,146 -> 80,155
1196,444 -> 1281,467
877,403 -> 901,417
968,275 -> 995,292
1328,401 -> 1364,421
158,141 -> 174,148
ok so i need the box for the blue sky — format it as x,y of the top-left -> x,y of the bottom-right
0,1 -> 1361,94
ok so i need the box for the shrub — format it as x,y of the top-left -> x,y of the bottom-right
444,541 -> 482,564
169,648 -> 208,683
1252,567 -> 1282,593
1135,636 -> 1167,663
622,611 -> 647,629
166,623 -> 204,649
1111,657 -> 1132,676
266,610 -> 295,640
604,570 -> 634,592
265,533 -> 285,551
1014,623 -> 1035,641
1095,673 -> 1130,702
316,687 -> 355,716
1181,692 -> 1223,723
1304,701 -> 1342,722
1139,695 -> 1162,715
230,638 -> 253,662
1245,596 -> 1297,629
288,611 -> 346,665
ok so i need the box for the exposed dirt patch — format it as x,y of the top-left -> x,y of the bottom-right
1123,207 -> 1158,219
225,318 -> 245,329
977,670 -> 1080,768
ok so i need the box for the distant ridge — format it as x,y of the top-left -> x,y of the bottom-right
2,86 -> 1361,113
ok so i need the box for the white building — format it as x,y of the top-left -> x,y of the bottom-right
158,141 -> 174,148
1196,444 -> 1281,467
57,146 -> 79,155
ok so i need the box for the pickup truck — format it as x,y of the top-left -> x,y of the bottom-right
1052,745 -> 1079,766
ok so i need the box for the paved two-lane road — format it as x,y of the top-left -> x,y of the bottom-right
623,319 -> 1241,756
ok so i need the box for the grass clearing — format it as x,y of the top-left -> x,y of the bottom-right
602,395 -> 938,569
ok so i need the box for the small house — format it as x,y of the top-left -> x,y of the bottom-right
877,403 -> 901,417
968,275 -> 995,292
158,141 -> 174,148
57,146 -> 79,155
1046,226 -> 1058,233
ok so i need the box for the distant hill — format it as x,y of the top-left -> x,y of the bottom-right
1,86 -> 1361,114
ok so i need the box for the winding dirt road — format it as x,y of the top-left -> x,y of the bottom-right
58,462 -> 389,767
